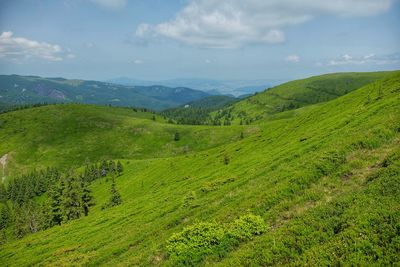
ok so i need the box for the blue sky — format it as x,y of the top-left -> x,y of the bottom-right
0,0 -> 399,81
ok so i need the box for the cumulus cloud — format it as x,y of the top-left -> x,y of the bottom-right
89,0 -> 126,10
327,53 -> 400,66
285,54 -> 300,63
135,0 -> 393,49
0,31 -> 64,62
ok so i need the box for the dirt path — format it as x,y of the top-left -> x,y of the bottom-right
0,153 -> 8,182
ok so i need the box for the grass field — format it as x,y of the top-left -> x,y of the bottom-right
0,72 -> 399,266
214,70 -> 399,124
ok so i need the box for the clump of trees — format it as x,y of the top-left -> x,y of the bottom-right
0,160 -> 124,241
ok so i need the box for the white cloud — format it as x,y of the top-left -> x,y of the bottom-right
89,0 -> 126,10
327,53 -> 400,66
205,59 -> 212,64
85,42 -> 96,48
132,59 -> 143,64
285,54 -> 300,63
67,53 -> 76,59
135,0 -> 393,49
0,31 -> 64,62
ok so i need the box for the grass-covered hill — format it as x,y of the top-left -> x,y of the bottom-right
0,71 -> 399,266
0,104 -> 248,177
213,71 -> 399,124
0,75 -> 210,112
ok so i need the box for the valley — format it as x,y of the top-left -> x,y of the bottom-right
0,71 -> 399,266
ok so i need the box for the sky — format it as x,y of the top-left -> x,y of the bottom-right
0,0 -> 399,81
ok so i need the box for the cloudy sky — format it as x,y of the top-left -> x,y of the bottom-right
0,0 -> 399,81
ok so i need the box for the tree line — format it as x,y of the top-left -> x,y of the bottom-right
0,160 -> 123,243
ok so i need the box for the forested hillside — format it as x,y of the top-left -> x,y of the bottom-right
0,71 -> 399,266
161,95 -> 238,125
0,75 -> 210,112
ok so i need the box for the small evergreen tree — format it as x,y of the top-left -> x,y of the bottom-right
100,160 -> 108,177
0,183 -> 7,202
174,132 -> 180,141
47,182 -> 63,226
61,174 -> 83,222
0,204 -> 11,230
224,154 -> 230,165
117,161 -> 123,175
80,177 -> 94,216
104,175 -> 122,209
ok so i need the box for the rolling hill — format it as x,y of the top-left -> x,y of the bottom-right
0,71 -> 399,266
212,71 -> 399,124
0,104 -> 248,177
0,75 -> 210,112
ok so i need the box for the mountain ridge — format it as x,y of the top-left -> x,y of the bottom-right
0,75 -> 211,112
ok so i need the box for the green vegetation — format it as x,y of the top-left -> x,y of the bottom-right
0,104 -> 247,176
166,214 -> 266,265
161,95 -> 238,125
0,71 -> 399,266
212,70 -> 399,124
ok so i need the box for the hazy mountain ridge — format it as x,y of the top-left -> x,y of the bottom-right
107,77 -> 284,96
0,75 -> 211,111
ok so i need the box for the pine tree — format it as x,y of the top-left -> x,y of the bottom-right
100,160 -> 108,177
174,132 -> 180,141
61,174 -> 83,222
80,177 -> 94,216
47,182 -> 63,226
109,161 -> 116,175
0,204 -> 11,230
14,205 -> 29,238
117,161 -> 123,175
224,154 -> 230,165
0,183 -> 7,202
107,175 -> 122,208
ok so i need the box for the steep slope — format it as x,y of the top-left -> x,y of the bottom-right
0,104 -> 249,177
0,72 -> 399,265
213,71 -> 399,124
0,75 -> 210,111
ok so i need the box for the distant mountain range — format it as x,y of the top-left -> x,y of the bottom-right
107,77 -> 284,96
0,75 -> 211,111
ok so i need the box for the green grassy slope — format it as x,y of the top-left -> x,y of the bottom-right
0,72 -> 399,265
214,70 -> 399,124
0,104 -> 249,177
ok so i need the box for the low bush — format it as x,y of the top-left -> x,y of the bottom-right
166,214 -> 267,265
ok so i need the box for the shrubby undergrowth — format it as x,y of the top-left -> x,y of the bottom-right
166,214 -> 266,265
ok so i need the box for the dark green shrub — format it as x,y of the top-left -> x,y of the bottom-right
228,214 -> 267,241
166,214 -> 267,265
166,222 -> 225,264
